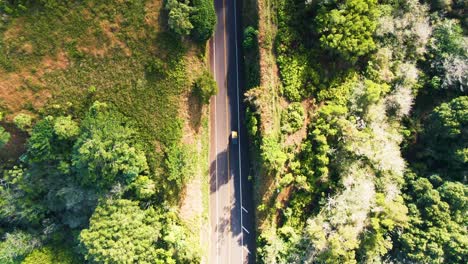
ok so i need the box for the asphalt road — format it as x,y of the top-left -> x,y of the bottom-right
209,0 -> 255,263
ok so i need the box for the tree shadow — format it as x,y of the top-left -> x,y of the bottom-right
188,89 -> 203,133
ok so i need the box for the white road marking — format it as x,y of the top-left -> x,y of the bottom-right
234,1 -> 245,262
242,226 -> 250,234
213,24 -> 219,264
242,206 -> 248,213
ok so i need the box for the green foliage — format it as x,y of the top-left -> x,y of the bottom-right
281,103 -> 305,134
164,143 -> 194,193
194,71 -> 218,104
190,0 -> 216,42
429,19 -> 467,91
80,199 -> 200,263
397,173 -> 468,263
13,113 -> 33,132
131,175 -> 156,200
0,126 -> 10,149
23,246 -> 78,264
243,26 -> 258,50
423,96 -> 467,179
53,116 -> 79,140
261,135 -> 287,172
166,0 -> 194,36
72,102 -> 149,189
79,199 -> 162,263
0,230 -> 39,264
316,0 -> 379,61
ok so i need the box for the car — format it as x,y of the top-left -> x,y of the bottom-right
231,131 -> 238,145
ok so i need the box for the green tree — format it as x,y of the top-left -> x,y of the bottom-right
316,0 -> 379,61
397,174 -> 468,263
53,116 -> 79,140
261,135 -> 287,172
0,126 -> 10,148
166,0 -> 193,36
13,113 -> 33,132
72,102 -> 148,188
190,0 -> 216,42
0,230 -> 39,264
194,71 -> 218,104
424,96 -> 467,179
281,103 -> 305,134
22,246 -> 78,264
79,199 -> 164,263
131,175 -> 156,200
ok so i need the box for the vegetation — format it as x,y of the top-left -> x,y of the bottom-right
0,0 -> 211,262
0,127 -> 10,149
194,71 -> 218,104
245,0 -> 468,262
165,0 -> 216,41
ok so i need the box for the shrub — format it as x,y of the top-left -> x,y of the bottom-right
0,127 -> 10,149
316,0 -> 379,61
13,113 -> 33,131
194,71 -> 218,104
54,116 -> 79,140
281,103 -> 305,134
243,26 -> 258,50
190,0 -> 216,42
166,0 -> 193,36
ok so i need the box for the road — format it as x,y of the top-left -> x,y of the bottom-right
209,0 -> 255,263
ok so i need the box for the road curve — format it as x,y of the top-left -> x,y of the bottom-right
209,0 -> 255,263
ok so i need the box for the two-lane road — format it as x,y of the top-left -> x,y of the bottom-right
209,0 -> 255,263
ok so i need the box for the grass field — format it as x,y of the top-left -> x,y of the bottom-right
0,0 -> 205,168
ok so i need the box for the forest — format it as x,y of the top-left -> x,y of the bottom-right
0,0 -> 216,263
242,0 -> 467,263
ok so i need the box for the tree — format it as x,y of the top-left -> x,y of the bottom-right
80,199 -> 200,263
79,199 -> 163,263
281,103 -> 305,134
0,230 -> 40,264
131,175 -> 156,200
316,0 -> 379,61
194,71 -> 217,104
0,126 -> 10,148
424,96 -> 467,179
429,19 -> 467,92
190,0 -> 216,42
22,246 -> 78,264
53,116 -> 79,140
72,102 -> 149,188
13,113 -> 33,132
165,0 -> 193,36
397,174 -> 468,263
261,135 -> 287,172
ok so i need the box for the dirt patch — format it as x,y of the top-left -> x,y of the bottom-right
40,51 -> 69,74
100,19 -> 132,57
20,42 -> 34,54
0,50 -> 71,117
3,18 -> 24,41
0,71 -> 50,118
145,0 -> 163,30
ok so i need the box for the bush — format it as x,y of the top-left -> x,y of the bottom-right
194,71 -> 218,104
190,0 -> 216,42
13,113 -> 33,132
54,116 -> 79,140
23,246 -> 78,264
281,103 -> 305,134
243,26 -> 258,50
316,0 -> 379,61
166,0 -> 193,36
0,127 -> 10,149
